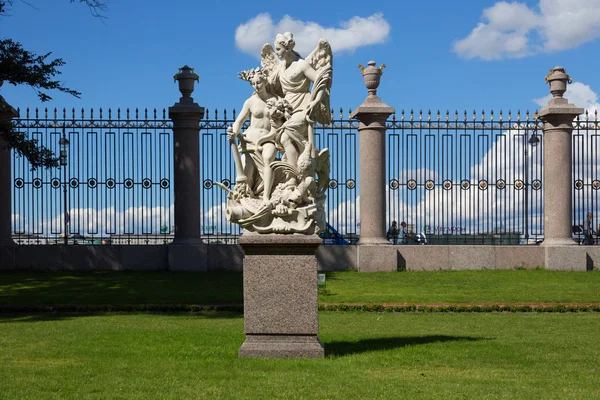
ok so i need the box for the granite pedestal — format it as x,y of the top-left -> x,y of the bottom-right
238,233 -> 324,358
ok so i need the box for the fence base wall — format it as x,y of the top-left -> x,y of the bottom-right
168,244 -> 207,272
398,245 -> 545,271
0,244 -> 596,271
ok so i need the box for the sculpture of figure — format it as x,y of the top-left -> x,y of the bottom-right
260,32 -> 333,168
220,33 -> 332,235
227,68 -> 283,203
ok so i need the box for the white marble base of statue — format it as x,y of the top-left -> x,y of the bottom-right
217,33 -> 332,234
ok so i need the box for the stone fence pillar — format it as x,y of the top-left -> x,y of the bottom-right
0,91 -> 17,246
539,67 -> 583,246
350,61 -> 395,271
168,66 -> 207,270
538,66 -> 584,270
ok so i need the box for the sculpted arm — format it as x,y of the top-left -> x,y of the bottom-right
229,99 -> 252,141
300,59 -> 318,83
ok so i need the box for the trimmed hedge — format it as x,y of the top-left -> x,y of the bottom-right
0,304 -> 244,313
317,304 -> 600,313
1,303 -> 600,314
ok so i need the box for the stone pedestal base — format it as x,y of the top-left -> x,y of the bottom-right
239,334 -> 324,359
544,245 -> 587,271
357,244 -> 397,271
238,233 -> 324,358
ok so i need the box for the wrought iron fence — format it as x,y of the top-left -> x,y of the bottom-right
11,108 -> 173,245
573,111 -> 600,245
10,108 -> 600,245
386,110 -> 544,245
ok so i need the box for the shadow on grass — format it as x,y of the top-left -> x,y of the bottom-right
0,310 -> 244,323
0,314 -> 77,323
0,271 -> 243,306
325,335 -> 485,357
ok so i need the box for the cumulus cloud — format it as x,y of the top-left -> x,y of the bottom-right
328,195 -> 360,235
235,13 -> 390,57
533,81 -> 600,115
454,0 -> 600,60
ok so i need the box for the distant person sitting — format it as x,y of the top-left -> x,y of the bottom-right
584,211 -> 595,245
387,221 -> 399,244
399,221 -> 410,244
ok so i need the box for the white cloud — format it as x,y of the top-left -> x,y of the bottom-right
454,0 -> 600,60
12,204 -> 175,237
328,195 -> 360,234
534,81 -> 600,115
235,13 -> 390,57
539,0 -> 600,52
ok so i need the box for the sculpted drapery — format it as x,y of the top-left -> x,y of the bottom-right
219,33 -> 333,234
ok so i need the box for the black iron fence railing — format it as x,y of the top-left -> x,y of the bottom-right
12,108 -> 174,245
10,108 -> 600,245
573,111 -> 600,245
387,110 -> 543,245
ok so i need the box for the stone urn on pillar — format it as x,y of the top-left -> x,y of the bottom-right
545,66 -> 570,98
359,61 -> 386,97
174,65 -> 199,103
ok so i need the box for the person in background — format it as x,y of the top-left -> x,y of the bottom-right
584,211 -> 595,245
400,221 -> 410,244
387,221 -> 399,244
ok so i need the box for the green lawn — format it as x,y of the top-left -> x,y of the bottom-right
1,312 -> 598,399
1,270 -> 599,306
320,270 -> 600,304
0,271 -> 243,306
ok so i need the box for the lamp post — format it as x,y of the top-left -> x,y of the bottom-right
59,130 -> 69,245
524,129 -> 540,244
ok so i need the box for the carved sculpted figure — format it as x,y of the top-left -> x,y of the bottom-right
220,33 -> 332,234
226,68 -> 282,203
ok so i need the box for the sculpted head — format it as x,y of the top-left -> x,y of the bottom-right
238,68 -> 267,93
275,32 -> 300,59
250,70 -> 267,93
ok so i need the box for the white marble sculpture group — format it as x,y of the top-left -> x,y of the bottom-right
218,32 -> 333,234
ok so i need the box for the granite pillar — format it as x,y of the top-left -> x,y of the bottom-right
238,234 -> 324,358
0,90 -> 17,247
538,66 -> 584,270
538,67 -> 583,247
168,66 -> 207,270
350,62 -> 396,271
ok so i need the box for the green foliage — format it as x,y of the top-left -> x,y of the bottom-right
0,118 -> 59,169
0,39 -> 81,102
0,0 -> 108,169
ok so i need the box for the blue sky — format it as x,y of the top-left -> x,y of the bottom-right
5,0 -> 600,239
3,0 -> 600,115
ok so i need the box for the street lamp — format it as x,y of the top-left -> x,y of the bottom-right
59,130 -> 69,245
524,129 -> 540,244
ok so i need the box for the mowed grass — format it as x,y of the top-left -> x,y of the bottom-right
1,312 -> 599,399
1,270 -> 600,306
0,271 -> 243,306
320,270 -> 600,304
